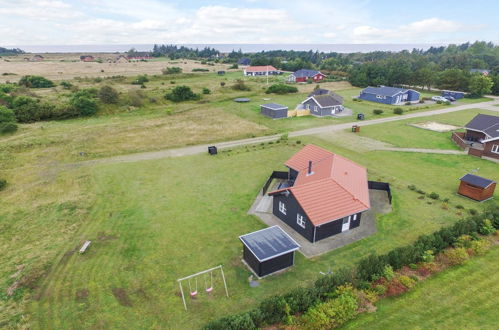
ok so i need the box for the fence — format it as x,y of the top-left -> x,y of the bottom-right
262,171 -> 289,195
451,132 -> 467,149
368,181 -> 392,204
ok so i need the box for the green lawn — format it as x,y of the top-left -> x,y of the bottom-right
1,135 -> 493,328
344,245 -> 499,329
357,108 -> 499,149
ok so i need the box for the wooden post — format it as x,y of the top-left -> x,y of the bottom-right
220,266 -> 229,297
179,281 -> 187,311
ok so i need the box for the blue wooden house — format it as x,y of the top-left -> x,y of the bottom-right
358,86 -> 420,105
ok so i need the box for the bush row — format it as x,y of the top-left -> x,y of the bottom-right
204,205 -> 498,329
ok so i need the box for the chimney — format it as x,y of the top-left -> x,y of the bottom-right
307,161 -> 313,175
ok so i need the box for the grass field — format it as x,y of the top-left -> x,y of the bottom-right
2,131 -> 498,328
357,108 -> 499,149
344,244 -> 499,329
1,60 -> 498,328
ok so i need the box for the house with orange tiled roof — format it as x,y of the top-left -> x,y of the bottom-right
268,144 -> 370,243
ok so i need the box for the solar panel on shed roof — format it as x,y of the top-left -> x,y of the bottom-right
460,174 -> 495,188
239,226 -> 300,262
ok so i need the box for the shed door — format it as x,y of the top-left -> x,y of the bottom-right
342,216 -> 351,232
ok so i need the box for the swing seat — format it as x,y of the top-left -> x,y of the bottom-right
190,291 -> 198,297
206,287 -> 213,293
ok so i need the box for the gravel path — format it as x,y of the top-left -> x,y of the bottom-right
71,96 -> 499,166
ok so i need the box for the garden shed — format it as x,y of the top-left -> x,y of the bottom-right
260,103 -> 288,119
442,90 -> 465,99
458,174 -> 496,202
239,226 -> 300,278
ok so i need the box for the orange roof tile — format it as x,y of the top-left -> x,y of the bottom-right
271,144 -> 370,226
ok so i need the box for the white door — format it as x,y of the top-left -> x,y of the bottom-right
342,216 -> 351,232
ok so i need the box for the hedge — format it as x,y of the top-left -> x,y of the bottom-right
204,204 -> 498,329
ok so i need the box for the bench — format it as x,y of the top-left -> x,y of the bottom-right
79,240 -> 91,254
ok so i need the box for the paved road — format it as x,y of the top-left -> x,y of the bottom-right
73,96 -> 499,166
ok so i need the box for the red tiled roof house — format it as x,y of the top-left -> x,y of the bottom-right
269,144 -> 370,243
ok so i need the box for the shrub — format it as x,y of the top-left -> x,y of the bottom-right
127,90 -> 145,107
18,75 -> 55,88
192,68 -> 210,72
468,209 -> 478,215
428,192 -> 439,200
12,96 -> 55,122
373,109 -> 383,115
398,275 -> 417,289
373,284 -> 386,296
162,67 -> 182,75
407,184 -> 416,191
70,95 -> 98,116
59,81 -> 73,89
98,85 -> 119,104
165,85 -> 200,102
443,247 -> 469,266
265,84 -> 298,94
454,235 -> 473,248
229,64 -> 238,69
202,87 -> 211,95
469,239 -> 491,255
357,254 -> 388,281
302,285 -> 358,330
0,106 -> 16,123
382,265 -> 395,280
0,122 -> 17,134
131,74 -> 149,85
231,80 -> 250,91
416,189 -> 426,195
421,249 -> 435,263
258,296 -> 287,325
409,263 -> 418,270
393,107 -> 403,115
220,81 -> 226,87
0,179 -> 6,190
479,219 -> 495,235
455,204 -> 464,209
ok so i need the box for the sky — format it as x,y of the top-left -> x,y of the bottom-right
1,0 -> 498,46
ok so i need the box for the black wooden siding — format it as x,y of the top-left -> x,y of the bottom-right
272,192 -> 315,242
314,213 -> 362,241
261,106 -> 288,119
243,245 -> 295,277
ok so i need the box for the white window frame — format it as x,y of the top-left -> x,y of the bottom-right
353,214 -> 358,221
297,213 -> 305,228
279,201 -> 286,215
314,105 -> 318,112
492,144 -> 499,154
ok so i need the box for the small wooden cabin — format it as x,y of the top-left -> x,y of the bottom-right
239,226 -> 300,278
260,103 -> 288,119
458,174 -> 496,202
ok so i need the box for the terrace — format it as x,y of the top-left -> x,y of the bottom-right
451,131 -> 485,151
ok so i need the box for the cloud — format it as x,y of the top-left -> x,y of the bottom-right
352,17 -> 469,43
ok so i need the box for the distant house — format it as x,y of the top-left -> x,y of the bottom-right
288,69 -> 326,83
114,55 -> 129,63
452,114 -> 499,161
358,86 -> 420,105
31,55 -> 44,62
237,57 -> 251,66
80,55 -> 95,62
127,52 -> 153,60
442,90 -> 465,99
299,90 -> 344,117
458,174 -> 496,202
260,103 -> 288,119
239,226 -> 300,277
268,144 -> 370,243
470,69 -> 489,76
243,65 -> 280,76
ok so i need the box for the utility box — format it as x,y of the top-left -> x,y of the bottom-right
208,146 -> 218,155
352,125 -> 360,133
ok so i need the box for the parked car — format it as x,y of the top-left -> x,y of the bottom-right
443,95 -> 456,102
432,96 -> 448,102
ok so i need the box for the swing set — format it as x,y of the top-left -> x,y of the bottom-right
177,265 -> 229,311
